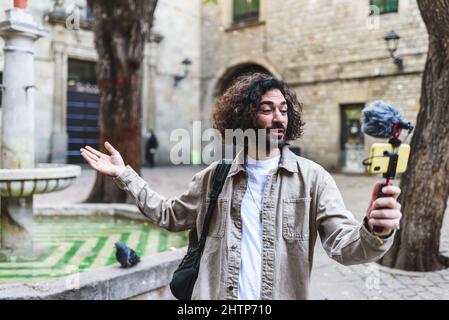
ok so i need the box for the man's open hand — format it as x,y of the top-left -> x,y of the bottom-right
366,181 -> 402,237
80,142 -> 126,177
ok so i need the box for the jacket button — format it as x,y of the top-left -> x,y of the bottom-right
228,285 -> 234,291
231,245 -> 237,250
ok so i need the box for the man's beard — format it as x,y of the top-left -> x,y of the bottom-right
251,124 -> 287,155
265,124 -> 287,149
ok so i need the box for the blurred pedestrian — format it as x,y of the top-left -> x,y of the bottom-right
145,129 -> 158,168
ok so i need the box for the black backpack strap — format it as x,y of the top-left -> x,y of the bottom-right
198,160 -> 232,253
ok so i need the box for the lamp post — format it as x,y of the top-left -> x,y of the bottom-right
174,58 -> 193,87
384,30 -> 403,70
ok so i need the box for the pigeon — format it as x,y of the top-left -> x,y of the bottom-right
115,242 -> 141,268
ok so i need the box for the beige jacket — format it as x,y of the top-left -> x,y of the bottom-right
114,146 -> 394,300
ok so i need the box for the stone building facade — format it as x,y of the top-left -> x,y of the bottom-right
0,0 -> 201,165
200,0 -> 427,171
0,0 -> 429,171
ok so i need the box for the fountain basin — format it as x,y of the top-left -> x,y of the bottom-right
0,204 -> 188,300
0,164 -> 81,197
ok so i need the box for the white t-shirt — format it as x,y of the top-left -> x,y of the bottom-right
238,154 -> 280,300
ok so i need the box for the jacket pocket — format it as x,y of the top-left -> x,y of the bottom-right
204,198 -> 228,238
282,198 -> 311,242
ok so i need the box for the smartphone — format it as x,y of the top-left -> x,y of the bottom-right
366,143 -> 410,174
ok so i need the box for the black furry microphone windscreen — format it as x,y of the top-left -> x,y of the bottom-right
361,100 -> 405,139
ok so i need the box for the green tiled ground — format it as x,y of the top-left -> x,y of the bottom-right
0,215 -> 188,283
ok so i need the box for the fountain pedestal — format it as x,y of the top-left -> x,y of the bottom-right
0,4 -> 80,258
0,7 -> 47,255
0,8 -> 47,169
1,197 -> 33,252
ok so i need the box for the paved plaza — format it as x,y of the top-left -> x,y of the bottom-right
34,164 -> 449,300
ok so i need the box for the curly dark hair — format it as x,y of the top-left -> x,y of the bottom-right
213,72 -> 305,142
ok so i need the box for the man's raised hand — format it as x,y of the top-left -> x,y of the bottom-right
80,142 -> 126,177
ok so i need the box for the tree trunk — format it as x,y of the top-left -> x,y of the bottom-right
85,0 -> 158,203
379,0 -> 449,271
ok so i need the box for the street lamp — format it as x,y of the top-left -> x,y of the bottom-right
384,30 -> 403,70
174,58 -> 193,87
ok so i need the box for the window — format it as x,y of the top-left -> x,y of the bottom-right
66,59 -> 99,164
45,3 -> 94,30
370,0 -> 399,14
67,59 -> 97,85
233,0 -> 260,26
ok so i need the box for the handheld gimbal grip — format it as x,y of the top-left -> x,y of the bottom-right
372,182 -> 390,234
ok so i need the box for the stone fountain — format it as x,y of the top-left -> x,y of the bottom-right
0,2 -> 186,300
0,0 -> 81,258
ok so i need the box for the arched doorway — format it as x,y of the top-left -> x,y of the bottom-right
215,63 -> 272,97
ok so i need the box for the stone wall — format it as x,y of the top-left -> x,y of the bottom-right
200,0 -> 428,170
0,0 -> 97,164
0,0 -> 201,166
0,0 -> 429,169
147,0 -> 202,165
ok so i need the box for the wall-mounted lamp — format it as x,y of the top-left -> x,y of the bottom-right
384,30 -> 403,70
174,58 -> 192,87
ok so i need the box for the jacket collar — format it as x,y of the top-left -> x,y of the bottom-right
228,144 -> 298,177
